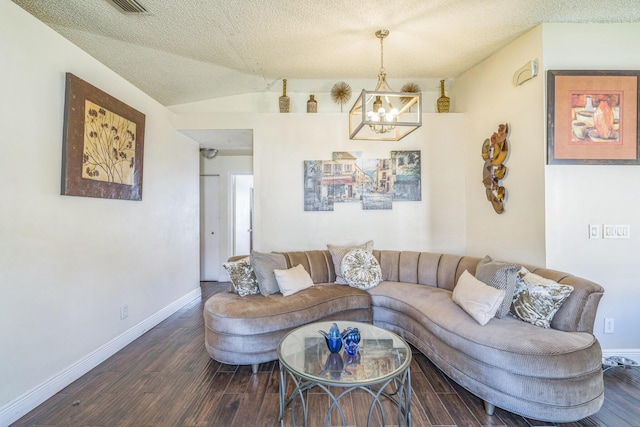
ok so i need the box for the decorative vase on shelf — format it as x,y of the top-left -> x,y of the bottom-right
279,79 -> 290,113
437,79 -> 450,113
307,94 -> 317,113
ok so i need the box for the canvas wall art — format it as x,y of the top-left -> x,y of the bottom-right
304,150 -> 421,211
61,73 -> 146,200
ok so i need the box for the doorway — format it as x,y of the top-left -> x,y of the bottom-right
232,174 -> 254,256
200,175 -> 220,281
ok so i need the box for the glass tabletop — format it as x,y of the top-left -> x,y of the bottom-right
277,321 -> 411,386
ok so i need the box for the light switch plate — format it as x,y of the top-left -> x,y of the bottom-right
603,224 -> 630,239
589,224 -> 601,239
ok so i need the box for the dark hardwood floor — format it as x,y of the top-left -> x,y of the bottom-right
12,282 -> 640,427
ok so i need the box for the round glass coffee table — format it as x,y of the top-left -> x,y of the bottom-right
277,321 -> 412,427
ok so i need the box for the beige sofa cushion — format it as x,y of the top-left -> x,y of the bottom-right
453,270 -> 506,325
274,264 -> 314,296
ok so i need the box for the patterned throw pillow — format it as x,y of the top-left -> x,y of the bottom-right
510,267 -> 573,328
327,240 -> 373,284
250,251 -> 287,296
222,257 -> 260,297
474,255 -> 520,319
341,248 -> 382,290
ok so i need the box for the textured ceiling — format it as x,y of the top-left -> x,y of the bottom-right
12,0 -> 640,108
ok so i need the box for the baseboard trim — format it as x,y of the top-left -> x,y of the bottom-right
602,349 -> 640,362
0,288 -> 201,426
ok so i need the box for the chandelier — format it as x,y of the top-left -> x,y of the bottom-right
349,29 -> 422,141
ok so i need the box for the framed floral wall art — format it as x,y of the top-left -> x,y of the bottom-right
547,70 -> 640,165
61,73 -> 145,200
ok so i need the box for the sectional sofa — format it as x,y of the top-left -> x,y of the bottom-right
203,249 -> 605,422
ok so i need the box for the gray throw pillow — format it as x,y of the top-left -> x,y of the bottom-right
511,267 -> 574,328
327,240 -> 373,284
474,255 -> 520,318
222,257 -> 260,296
250,251 -> 287,296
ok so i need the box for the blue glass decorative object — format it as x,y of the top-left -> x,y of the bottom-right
320,353 -> 346,379
342,327 -> 360,355
342,327 -> 360,347
319,323 -> 344,353
344,342 -> 359,356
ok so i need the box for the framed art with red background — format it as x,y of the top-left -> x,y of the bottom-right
547,70 -> 640,165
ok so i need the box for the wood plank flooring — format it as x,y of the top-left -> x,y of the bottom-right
12,282 -> 640,427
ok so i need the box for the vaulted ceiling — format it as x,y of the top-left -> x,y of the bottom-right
12,0 -> 640,107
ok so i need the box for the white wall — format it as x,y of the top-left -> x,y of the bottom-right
543,23 -> 640,352
252,113 -> 466,253
174,110 -> 468,256
169,80 -> 442,114
454,23 -> 640,353
0,2 -> 200,422
451,26 -> 546,266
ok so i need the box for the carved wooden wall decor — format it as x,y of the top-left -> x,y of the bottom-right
481,123 -> 509,214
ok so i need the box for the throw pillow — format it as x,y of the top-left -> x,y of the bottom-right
222,257 -> 260,296
510,267 -> 574,328
475,255 -> 520,319
327,240 -> 374,284
274,264 -> 314,296
250,251 -> 287,296
453,270 -> 506,326
341,248 -> 382,290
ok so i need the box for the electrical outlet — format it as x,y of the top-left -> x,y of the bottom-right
120,305 -> 129,320
604,318 -> 614,334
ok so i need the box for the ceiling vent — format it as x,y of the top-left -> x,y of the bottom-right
107,0 -> 148,14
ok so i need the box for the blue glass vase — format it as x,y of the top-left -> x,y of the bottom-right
325,337 -> 342,353
319,323 -> 344,354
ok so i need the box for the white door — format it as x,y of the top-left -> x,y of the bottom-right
233,174 -> 254,256
200,175 -> 220,281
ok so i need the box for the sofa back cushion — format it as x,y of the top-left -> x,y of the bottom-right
372,250 -> 481,291
279,250 -> 336,284
273,249 -> 603,334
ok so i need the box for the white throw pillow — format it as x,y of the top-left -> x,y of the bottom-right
453,270 -> 506,326
273,264 -> 314,296
341,248 -> 382,290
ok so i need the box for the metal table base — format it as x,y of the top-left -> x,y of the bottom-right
278,361 -> 411,427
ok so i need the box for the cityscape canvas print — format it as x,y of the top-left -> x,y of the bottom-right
304,150 -> 421,211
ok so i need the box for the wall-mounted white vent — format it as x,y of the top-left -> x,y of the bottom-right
107,0 -> 148,13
